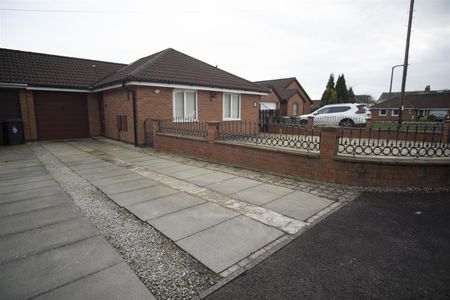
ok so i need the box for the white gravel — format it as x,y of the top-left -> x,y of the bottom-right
32,143 -> 220,300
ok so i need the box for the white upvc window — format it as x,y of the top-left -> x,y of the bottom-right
391,109 -> 400,116
173,90 -> 197,121
223,93 -> 241,120
379,109 -> 387,116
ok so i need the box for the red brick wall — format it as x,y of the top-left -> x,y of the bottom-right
87,93 -> 101,136
102,88 -> 134,143
19,90 -> 38,141
371,108 -> 414,121
153,127 -> 449,188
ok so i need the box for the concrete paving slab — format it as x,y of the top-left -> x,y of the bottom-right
177,215 -> 283,273
0,193 -> 71,218
0,160 -> 41,170
157,164 -> 197,175
232,183 -> 295,205
0,166 -> 46,177
99,178 -> 159,195
89,173 -> 143,187
110,185 -> 178,207
149,202 -> 239,241
141,160 -> 183,170
0,174 -> 52,188
0,236 -> 122,300
76,165 -> 124,176
207,177 -> 262,195
0,179 -> 58,195
186,171 -> 237,187
264,191 -> 334,221
0,217 -> 98,264
64,158 -> 102,167
127,192 -> 205,221
0,204 -> 80,236
125,156 -> 157,163
84,169 -> 135,180
70,161 -> 113,171
34,262 -> 155,300
171,167 -> 216,180
0,186 -> 64,204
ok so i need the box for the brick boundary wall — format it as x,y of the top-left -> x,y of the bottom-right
152,120 -> 450,188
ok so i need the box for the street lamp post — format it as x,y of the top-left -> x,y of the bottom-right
388,64 -> 405,115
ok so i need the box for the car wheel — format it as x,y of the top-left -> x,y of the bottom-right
339,119 -> 355,127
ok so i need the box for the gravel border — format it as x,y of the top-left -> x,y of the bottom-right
32,143 -> 220,300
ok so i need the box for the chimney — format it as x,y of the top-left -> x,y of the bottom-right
425,85 -> 431,92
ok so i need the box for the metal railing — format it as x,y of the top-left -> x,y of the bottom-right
338,123 -> 449,158
218,121 -> 320,152
158,118 -> 208,138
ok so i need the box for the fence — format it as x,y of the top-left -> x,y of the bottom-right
338,122 -> 449,158
158,118 -> 208,139
152,119 -> 450,187
218,121 -> 320,152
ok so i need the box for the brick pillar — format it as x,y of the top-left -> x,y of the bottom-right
443,120 -> 450,143
151,119 -> 160,149
365,118 -> 372,129
307,116 -> 314,129
206,121 -> 220,143
318,127 -> 340,182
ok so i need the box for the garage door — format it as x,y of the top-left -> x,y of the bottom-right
34,91 -> 89,141
0,89 -> 21,121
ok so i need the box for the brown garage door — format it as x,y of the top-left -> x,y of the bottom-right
34,91 -> 89,141
0,89 -> 21,121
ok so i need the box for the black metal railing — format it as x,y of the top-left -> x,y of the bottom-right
159,118 -> 208,138
218,121 -> 320,152
338,123 -> 449,158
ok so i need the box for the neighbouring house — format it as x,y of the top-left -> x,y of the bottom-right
0,48 -> 268,145
254,77 -> 312,117
354,94 -> 375,106
370,90 -> 450,121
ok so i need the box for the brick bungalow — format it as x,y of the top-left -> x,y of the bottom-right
371,91 -> 450,121
254,77 -> 312,116
0,48 -> 268,145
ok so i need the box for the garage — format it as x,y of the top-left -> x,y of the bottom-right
34,91 -> 89,141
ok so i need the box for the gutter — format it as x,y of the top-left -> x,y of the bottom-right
123,82 -> 138,147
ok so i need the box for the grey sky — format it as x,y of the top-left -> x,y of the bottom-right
0,0 -> 449,100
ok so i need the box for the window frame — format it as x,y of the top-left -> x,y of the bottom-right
379,109 -> 387,116
223,93 -> 241,121
172,89 -> 198,121
391,109 -> 400,117
293,102 -> 298,116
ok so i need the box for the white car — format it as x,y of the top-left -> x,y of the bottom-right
298,103 -> 371,127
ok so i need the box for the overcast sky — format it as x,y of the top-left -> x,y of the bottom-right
0,0 -> 449,99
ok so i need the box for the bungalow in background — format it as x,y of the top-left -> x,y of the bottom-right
0,48 -> 268,146
254,77 -> 312,117
370,90 -> 450,121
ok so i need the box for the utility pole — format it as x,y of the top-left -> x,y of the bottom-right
398,0 -> 415,125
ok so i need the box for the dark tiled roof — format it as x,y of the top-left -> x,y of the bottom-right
0,48 -> 268,93
371,91 -> 450,109
0,48 -> 125,89
94,48 -> 268,93
377,90 -> 449,102
254,77 -> 311,102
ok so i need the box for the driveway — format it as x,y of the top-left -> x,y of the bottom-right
206,191 -> 450,299
39,138 -> 344,275
0,145 -> 154,299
